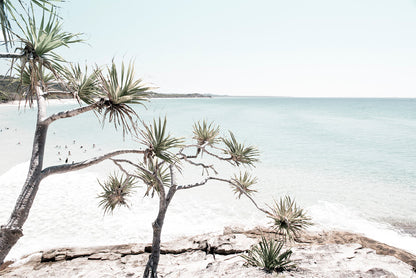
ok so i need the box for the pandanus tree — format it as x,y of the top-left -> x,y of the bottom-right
98,118 -> 269,278
0,9 -> 150,265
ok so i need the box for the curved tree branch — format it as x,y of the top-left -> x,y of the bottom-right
203,148 -> 233,163
111,158 -> 152,176
42,91 -> 74,98
42,100 -> 102,125
0,52 -> 24,59
176,177 -> 214,190
178,153 -> 218,175
111,159 -> 143,181
212,177 -> 270,215
178,144 -> 232,163
153,164 -> 166,203
40,149 -> 144,179
177,176 -> 270,215
165,165 -> 177,205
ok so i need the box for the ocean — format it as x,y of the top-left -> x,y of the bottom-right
1,97 -> 415,260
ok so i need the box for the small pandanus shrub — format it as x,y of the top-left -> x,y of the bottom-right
97,173 -> 137,214
268,196 -> 312,241
242,236 -> 295,273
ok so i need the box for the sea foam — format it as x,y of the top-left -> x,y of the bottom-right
309,201 -> 416,255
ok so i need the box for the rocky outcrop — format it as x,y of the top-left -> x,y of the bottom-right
1,228 -> 415,278
228,226 -> 416,269
40,244 -> 146,262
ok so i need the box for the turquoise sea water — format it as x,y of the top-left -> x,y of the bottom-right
1,97 -> 415,260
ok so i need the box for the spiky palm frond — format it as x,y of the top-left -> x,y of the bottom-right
97,173 -> 136,214
137,161 -> 171,198
98,60 -> 150,137
100,60 -> 150,105
63,63 -> 101,104
140,117 -> 184,164
192,120 -> 220,146
17,7 -> 82,59
241,236 -> 294,273
231,171 -> 257,198
0,0 -> 59,49
222,131 -> 259,166
14,8 -> 82,105
0,0 -> 13,49
267,196 -> 312,241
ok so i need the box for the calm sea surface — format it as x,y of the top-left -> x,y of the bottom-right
1,97 -> 415,260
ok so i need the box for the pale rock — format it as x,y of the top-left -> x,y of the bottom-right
1,229 -> 416,278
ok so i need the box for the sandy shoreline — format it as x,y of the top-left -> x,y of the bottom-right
1,227 -> 415,277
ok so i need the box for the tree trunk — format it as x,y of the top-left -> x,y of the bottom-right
0,88 -> 48,265
143,182 -> 177,278
143,204 -> 167,278
0,122 -> 48,265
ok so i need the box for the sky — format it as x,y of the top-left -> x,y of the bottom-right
5,0 -> 416,97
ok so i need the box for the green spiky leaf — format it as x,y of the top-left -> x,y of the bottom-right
140,117 -> 184,164
97,173 -> 137,214
241,236 -> 295,273
222,131 -> 259,166
192,120 -> 220,146
63,63 -> 101,104
267,196 -> 312,241
0,0 -> 61,49
231,171 -> 257,198
98,60 -> 150,137
14,7 -> 82,106
137,162 -> 171,198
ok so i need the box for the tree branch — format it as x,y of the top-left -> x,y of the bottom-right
111,159 -> 143,181
153,163 -> 166,203
42,91 -> 74,98
177,143 -> 206,159
203,148 -> 233,163
178,144 -> 232,164
176,177 -> 214,190
40,149 -> 145,178
0,52 -> 24,59
177,176 -> 270,215
111,158 -> 152,176
178,153 -> 218,175
211,177 -> 270,215
42,100 -> 103,125
165,165 -> 176,206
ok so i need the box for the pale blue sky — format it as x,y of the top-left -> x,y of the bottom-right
11,1 -> 416,97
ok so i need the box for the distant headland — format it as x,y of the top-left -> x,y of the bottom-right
0,75 -> 214,103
